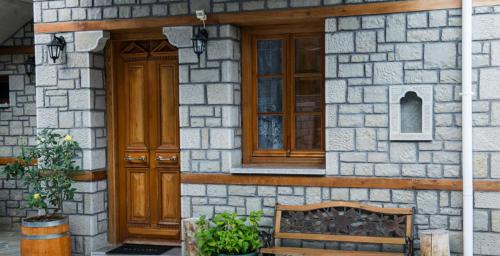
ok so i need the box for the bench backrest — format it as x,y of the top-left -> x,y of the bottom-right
274,201 -> 414,245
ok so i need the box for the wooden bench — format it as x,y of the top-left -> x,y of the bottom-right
260,201 -> 414,256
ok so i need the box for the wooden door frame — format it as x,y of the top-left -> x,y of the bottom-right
105,28 -> 177,244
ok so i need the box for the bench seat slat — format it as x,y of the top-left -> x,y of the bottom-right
260,247 -> 405,256
275,232 -> 407,245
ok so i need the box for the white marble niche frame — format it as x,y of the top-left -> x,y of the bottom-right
390,85 -> 433,141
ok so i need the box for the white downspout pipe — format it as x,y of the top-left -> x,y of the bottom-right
462,0 -> 473,255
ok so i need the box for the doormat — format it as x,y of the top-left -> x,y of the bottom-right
106,244 -> 176,255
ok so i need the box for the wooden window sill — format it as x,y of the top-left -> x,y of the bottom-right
230,166 -> 326,176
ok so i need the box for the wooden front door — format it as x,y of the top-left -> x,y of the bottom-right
115,39 -> 180,243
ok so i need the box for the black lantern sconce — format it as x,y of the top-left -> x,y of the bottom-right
47,35 -> 66,63
192,10 -> 208,60
24,56 -> 35,83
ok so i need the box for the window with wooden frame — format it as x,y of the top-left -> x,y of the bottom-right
242,24 -> 325,167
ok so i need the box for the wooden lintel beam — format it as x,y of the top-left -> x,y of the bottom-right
180,173 -> 500,192
0,46 -> 34,55
0,157 -> 107,181
34,0 -> 500,34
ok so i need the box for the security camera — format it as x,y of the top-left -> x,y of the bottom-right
196,10 -> 207,21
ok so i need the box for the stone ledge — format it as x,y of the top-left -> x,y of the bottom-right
229,167 -> 326,176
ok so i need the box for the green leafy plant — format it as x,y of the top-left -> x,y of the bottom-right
3,129 -> 81,220
195,211 -> 263,256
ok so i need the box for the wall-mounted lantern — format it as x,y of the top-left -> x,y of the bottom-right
192,28 -> 208,59
192,10 -> 208,60
47,35 -> 66,63
24,56 -> 35,83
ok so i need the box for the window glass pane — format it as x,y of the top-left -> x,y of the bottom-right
295,78 -> 321,112
295,115 -> 321,150
258,78 -> 282,113
257,40 -> 282,75
258,115 -> 283,150
295,37 -> 321,73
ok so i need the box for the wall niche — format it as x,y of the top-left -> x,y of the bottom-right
390,86 -> 433,141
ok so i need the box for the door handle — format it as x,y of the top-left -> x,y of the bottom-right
156,155 -> 177,162
124,155 -> 146,162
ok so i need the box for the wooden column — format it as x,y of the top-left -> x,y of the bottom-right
420,230 -> 450,256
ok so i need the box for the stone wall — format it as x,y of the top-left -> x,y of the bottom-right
33,0 -> 405,23
177,6 -> 500,256
32,30 -> 109,255
164,24 -> 242,173
0,21 -> 36,227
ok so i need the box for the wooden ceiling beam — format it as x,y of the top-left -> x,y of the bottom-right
0,45 -> 34,55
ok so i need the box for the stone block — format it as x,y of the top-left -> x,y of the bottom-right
68,90 -> 93,110
326,152 -> 339,176
370,189 -> 391,202
206,84 -> 233,104
405,70 -> 438,83
424,42 -> 457,69
395,43 -> 423,61
474,232 -> 500,255
479,67 -> 500,99
326,32 -> 354,53
473,127 -> 500,151
475,192 -> 500,209
69,215 -> 98,236
209,128 -> 234,149
180,84 -> 205,104
350,188 -> 368,201
473,14 -> 500,40
364,86 -> 387,103
180,129 -> 201,149
407,12 -> 428,28
191,69 -> 220,83
338,17 -> 360,30
362,16 -> 385,29
338,64 -> 364,78
374,164 -> 399,176
393,190 -> 415,203
325,80 -> 347,103
374,62 -> 403,84
229,185 -> 256,196
356,128 -> 376,151
417,191 -> 438,214
492,210 -> 500,232
207,40 -> 234,60
327,128 -> 354,151
429,10 -> 448,27
386,14 -> 406,42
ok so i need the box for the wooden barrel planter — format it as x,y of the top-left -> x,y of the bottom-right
21,217 -> 71,256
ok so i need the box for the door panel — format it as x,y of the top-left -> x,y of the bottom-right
158,171 -> 180,225
127,170 -> 150,224
126,62 -> 148,148
158,64 -> 178,149
116,39 -> 180,242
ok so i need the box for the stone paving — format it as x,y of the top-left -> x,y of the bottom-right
0,229 -> 20,256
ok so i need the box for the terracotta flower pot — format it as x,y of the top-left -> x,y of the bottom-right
21,216 -> 71,256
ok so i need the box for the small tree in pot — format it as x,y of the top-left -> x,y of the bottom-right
195,211 -> 263,256
3,129 -> 81,255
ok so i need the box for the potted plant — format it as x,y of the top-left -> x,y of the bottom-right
3,129 -> 81,256
195,211 -> 263,256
